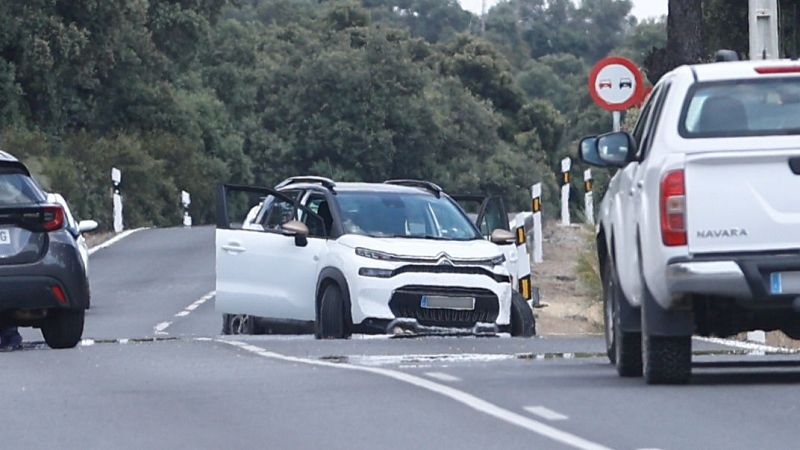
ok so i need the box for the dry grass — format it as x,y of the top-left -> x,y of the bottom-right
574,227 -> 601,303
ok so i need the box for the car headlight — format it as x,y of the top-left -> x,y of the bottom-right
490,254 -> 506,266
355,247 -> 396,261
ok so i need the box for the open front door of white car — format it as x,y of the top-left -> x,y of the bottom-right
215,184 -> 327,322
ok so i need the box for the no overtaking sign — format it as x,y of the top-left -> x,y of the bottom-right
588,56 -> 645,111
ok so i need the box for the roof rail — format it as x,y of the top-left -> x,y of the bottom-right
384,179 -> 442,197
275,176 -> 336,191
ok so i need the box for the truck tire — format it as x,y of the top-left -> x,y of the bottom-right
510,292 -> 536,337
317,284 -> 350,339
643,334 -> 691,385
603,262 -> 642,377
41,309 -> 84,349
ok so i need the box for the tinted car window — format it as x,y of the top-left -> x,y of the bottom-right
0,172 -> 45,206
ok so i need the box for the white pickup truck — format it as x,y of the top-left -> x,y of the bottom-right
581,59 -> 800,384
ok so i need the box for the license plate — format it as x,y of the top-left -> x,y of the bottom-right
0,230 -> 9,246
770,271 -> 800,294
420,295 -> 475,310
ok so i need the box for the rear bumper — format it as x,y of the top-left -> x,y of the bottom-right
665,252 -> 800,306
0,276 -> 73,309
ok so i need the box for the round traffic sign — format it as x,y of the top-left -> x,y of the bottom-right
588,56 -> 645,111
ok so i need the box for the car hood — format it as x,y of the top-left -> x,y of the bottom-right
337,234 -> 502,259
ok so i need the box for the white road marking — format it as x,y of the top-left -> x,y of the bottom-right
424,372 -> 461,382
524,406 -> 569,421
693,336 -> 797,354
154,321 -> 172,335
215,339 -> 612,450
88,227 -> 147,256
347,353 -> 517,366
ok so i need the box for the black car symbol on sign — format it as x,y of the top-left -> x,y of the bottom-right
619,78 -> 633,89
598,79 -> 612,89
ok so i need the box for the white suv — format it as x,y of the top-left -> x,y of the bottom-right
581,59 -> 800,384
215,177 -> 535,338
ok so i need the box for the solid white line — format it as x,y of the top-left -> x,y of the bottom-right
88,227 -> 147,256
524,406 -> 569,421
424,372 -> 461,382
215,339 -> 612,450
693,336 -> 797,354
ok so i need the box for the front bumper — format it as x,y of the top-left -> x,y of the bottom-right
348,270 -> 512,327
665,253 -> 800,305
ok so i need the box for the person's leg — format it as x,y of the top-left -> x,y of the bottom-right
0,327 -> 22,350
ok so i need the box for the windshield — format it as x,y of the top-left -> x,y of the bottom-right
336,191 -> 481,241
680,78 -> 800,138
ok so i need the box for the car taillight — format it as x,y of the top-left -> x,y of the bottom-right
660,170 -> 686,246
755,66 -> 800,74
41,205 -> 64,232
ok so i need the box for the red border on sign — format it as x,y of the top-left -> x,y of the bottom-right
588,56 -> 645,111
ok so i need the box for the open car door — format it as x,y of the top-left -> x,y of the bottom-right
215,184 -> 327,322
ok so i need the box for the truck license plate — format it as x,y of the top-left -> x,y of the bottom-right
0,230 -> 10,246
770,271 -> 800,295
420,295 -> 475,310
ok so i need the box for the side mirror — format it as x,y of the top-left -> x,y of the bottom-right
579,132 -> 637,168
78,220 -> 99,233
281,220 -> 310,247
490,229 -> 516,245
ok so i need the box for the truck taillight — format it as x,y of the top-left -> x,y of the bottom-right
41,205 -> 65,232
660,170 -> 686,246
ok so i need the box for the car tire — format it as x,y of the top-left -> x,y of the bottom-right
643,334 -> 691,385
510,292 -> 536,337
225,314 -> 258,335
603,262 -> 642,377
41,309 -> 84,349
318,284 -> 350,339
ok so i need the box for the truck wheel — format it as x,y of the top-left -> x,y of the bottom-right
510,292 -> 536,337
317,284 -> 350,339
643,334 -> 691,384
604,262 -> 642,377
41,309 -> 84,349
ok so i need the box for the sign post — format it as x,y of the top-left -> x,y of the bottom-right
560,157 -> 571,226
531,183 -> 543,263
111,167 -> 123,233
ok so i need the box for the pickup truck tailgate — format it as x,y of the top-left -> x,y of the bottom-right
686,150 -> 800,254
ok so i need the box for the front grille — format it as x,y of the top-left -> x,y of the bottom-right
389,285 -> 499,327
393,265 -> 510,283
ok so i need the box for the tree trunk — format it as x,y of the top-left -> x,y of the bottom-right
644,0 -> 705,84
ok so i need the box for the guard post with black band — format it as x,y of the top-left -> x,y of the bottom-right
560,157 -> 571,226
111,167 -> 123,233
531,183 -> 543,263
513,212 -> 532,301
584,168 -> 594,225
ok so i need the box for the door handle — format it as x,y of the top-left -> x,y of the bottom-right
222,242 -> 246,254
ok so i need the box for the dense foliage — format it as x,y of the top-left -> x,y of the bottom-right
0,0 -> 661,228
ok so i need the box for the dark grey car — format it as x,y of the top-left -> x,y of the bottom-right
0,151 -> 90,348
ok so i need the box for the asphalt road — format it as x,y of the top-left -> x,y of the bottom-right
7,227 -> 800,450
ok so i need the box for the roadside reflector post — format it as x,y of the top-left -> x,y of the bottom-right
749,0 -> 779,60
514,212 -> 532,301
560,157 -> 571,226
584,169 -> 594,225
111,167 -> 123,233
181,190 -> 192,227
531,183 -> 543,263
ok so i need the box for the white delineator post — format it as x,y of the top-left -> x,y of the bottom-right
560,157 -> 571,226
584,169 -> 594,225
513,212 -> 533,302
531,183 -> 543,263
181,190 -> 192,227
111,167 -> 123,233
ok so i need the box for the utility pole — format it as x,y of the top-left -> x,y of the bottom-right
480,0 -> 486,35
749,0 -> 780,60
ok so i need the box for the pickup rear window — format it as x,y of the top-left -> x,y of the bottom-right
680,78 -> 800,138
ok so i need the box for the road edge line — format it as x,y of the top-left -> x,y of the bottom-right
693,336 -> 797,354
88,227 -> 148,256
213,339 -> 612,450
